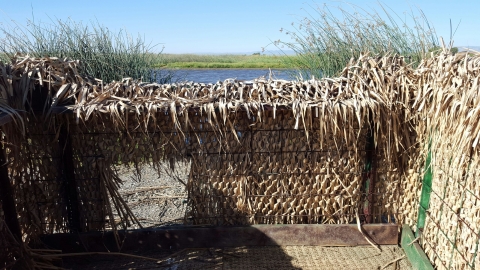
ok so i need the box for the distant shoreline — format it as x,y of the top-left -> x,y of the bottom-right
156,67 -> 291,70
153,54 -> 297,69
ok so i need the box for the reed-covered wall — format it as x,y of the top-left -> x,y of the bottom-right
1,50 -> 479,269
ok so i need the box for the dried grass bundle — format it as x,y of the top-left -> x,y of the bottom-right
0,53 -> 417,231
0,219 -> 62,269
409,48 -> 480,269
7,49 -> 480,270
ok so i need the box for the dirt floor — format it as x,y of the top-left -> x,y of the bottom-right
114,161 -> 191,229
90,163 -> 412,269
61,245 -> 412,269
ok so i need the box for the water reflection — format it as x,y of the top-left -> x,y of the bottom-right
156,69 -> 294,84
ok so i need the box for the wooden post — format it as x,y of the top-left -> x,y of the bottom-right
401,224 -> 434,269
0,141 -> 22,241
58,123 -> 82,233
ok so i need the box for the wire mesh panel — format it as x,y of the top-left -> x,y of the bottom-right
417,145 -> 480,270
186,109 -> 406,225
407,51 -> 480,270
3,116 -> 68,240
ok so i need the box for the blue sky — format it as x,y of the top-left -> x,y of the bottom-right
0,0 -> 478,54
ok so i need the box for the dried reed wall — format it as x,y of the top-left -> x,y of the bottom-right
0,218 -> 22,269
407,51 -> 480,270
187,108 -> 414,225
0,54 -> 416,259
4,116 -> 65,240
1,51 -> 479,269
4,107 -> 409,232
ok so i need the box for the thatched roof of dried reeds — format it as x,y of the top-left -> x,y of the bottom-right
0,53 -> 415,150
4,49 -> 480,270
412,49 -> 480,149
406,47 -> 480,269
7,48 -> 479,141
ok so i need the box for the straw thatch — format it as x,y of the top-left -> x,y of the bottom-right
0,53 -> 415,232
0,217 -> 62,269
0,52 -> 412,221
2,49 -> 480,269
408,49 -> 480,270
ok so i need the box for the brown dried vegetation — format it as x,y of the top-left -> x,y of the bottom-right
0,47 -> 479,269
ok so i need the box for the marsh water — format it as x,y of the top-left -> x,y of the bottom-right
157,69 -> 294,84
